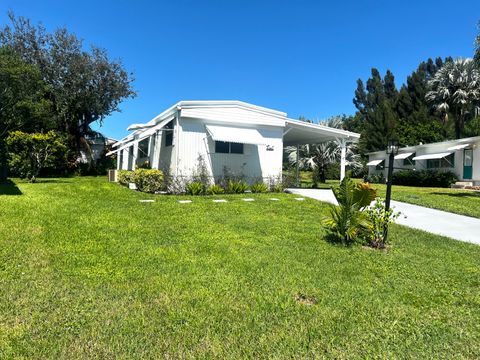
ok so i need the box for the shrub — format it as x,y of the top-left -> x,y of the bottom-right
206,184 -> 224,195
226,179 -> 248,194
364,199 -> 401,248
6,130 -> 67,182
322,178 -> 377,244
273,183 -> 284,193
392,169 -> 457,188
363,173 -> 385,184
117,170 -> 134,186
250,182 -> 269,193
132,168 -> 164,193
186,181 -> 205,195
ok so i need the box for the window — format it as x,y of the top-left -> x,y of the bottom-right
427,153 -> 455,169
403,153 -> 416,166
215,141 -> 244,154
138,138 -> 149,157
165,121 -> 174,147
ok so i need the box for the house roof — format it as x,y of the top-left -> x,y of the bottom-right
113,100 -> 360,148
366,135 -> 480,156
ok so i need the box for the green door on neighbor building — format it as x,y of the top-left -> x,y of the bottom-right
463,149 -> 473,180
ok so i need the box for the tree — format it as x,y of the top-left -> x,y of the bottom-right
0,13 -> 136,159
0,46 -> 53,181
6,130 -> 67,182
426,58 -> 480,138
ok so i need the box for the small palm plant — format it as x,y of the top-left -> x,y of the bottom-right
322,178 -> 377,244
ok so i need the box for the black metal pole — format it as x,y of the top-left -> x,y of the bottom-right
384,151 -> 394,242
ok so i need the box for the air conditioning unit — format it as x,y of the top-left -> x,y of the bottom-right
108,169 -> 117,182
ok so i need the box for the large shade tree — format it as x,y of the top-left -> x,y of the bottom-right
426,58 -> 480,138
0,13 -> 136,158
0,46 -> 53,181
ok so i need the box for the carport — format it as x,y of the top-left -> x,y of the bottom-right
282,119 -> 360,183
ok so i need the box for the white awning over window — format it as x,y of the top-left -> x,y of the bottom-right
394,152 -> 414,160
367,159 -> 384,166
205,124 -> 266,145
412,152 -> 452,160
447,143 -> 470,151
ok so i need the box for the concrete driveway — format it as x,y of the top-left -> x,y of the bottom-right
286,188 -> 480,245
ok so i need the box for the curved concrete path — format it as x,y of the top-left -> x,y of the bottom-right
286,188 -> 480,245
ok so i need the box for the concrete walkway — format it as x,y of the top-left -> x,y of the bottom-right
286,188 -> 480,245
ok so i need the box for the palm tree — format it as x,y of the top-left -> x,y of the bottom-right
426,58 -> 480,138
285,116 -> 362,183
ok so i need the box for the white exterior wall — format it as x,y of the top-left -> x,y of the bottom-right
368,139 -> 480,184
176,117 -> 283,182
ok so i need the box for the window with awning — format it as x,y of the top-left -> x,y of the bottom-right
412,152 -> 454,168
205,124 -> 266,145
366,159 -> 384,166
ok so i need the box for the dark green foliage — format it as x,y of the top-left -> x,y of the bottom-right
5,130 -> 67,182
0,13 -> 135,168
226,179 -> 249,194
186,181 -> 205,195
205,184 -> 225,195
322,178 -> 376,244
392,170 -> 457,188
250,182 -> 269,193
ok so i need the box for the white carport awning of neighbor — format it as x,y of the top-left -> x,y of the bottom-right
367,159 -> 384,166
447,143 -> 470,151
205,124 -> 266,145
394,152 -> 414,160
412,152 -> 452,161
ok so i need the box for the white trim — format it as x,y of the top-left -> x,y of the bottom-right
412,152 -> 453,161
367,159 -> 384,166
394,152 -> 414,160
447,143 -> 470,151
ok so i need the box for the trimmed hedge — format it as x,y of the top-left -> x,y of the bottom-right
118,169 -> 164,193
392,170 -> 457,188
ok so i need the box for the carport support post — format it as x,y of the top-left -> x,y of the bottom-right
340,139 -> 346,181
295,144 -> 300,187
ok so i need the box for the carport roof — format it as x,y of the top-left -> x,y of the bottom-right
283,119 -> 360,146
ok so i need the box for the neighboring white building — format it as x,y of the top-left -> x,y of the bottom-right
109,100 -> 359,183
367,136 -> 480,185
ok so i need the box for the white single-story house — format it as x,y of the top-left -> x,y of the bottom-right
109,100 -> 359,183
367,136 -> 480,185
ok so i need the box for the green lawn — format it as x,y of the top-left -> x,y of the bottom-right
1,177 -> 480,358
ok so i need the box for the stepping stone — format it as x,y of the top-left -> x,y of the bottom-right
178,200 -> 192,204
139,199 -> 155,203
295,198 -> 305,201
213,199 -> 227,203
242,198 -> 255,202
269,198 -> 280,201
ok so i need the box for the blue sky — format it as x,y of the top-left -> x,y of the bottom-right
1,1 -> 479,140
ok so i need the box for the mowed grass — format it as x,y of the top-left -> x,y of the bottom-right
1,177 -> 479,358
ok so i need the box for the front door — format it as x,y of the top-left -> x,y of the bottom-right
463,149 -> 473,180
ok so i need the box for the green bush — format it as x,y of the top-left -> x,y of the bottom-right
132,169 -> 164,193
364,199 -> 401,248
206,184 -> 224,195
226,179 -> 248,194
273,183 -> 284,193
250,182 -> 269,193
6,130 -> 67,182
186,181 -> 205,195
392,170 -> 457,188
117,170 -> 135,186
323,179 -> 377,244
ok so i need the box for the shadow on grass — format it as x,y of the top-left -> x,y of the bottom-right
431,192 -> 480,198
0,179 -> 22,195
